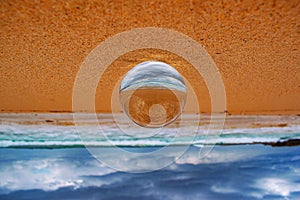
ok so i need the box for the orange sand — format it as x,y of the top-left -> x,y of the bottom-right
0,0 -> 299,114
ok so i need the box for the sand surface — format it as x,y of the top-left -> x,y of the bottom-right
0,0 -> 299,114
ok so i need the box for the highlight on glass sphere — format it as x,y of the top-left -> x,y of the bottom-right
119,61 -> 187,128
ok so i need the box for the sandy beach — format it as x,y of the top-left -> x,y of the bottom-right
1,1 -> 300,199
0,0 -> 299,114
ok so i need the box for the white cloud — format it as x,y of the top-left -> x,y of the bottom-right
211,185 -> 237,194
0,158 -> 115,192
255,178 -> 300,197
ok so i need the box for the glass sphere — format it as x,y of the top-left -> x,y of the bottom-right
120,61 -> 187,128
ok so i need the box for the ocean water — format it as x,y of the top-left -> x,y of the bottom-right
0,113 -> 299,147
0,113 -> 299,199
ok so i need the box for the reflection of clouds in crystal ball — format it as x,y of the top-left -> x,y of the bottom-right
120,61 -> 187,128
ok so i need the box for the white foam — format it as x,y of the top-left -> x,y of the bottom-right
0,113 -> 299,147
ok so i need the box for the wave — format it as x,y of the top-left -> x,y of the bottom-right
0,126 -> 299,148
0,113 -> 299,148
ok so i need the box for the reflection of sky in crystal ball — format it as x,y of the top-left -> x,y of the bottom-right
119,61 -> 187,128
120,61 -> 186,92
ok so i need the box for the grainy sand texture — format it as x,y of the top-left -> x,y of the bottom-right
0,0 -> 299,114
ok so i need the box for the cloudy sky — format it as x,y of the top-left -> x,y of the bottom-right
0,145 -> 299,200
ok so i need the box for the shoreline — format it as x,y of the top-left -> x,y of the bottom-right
2,139 -> 300,149
0,110 -> 299,116
1,112 -> 299,127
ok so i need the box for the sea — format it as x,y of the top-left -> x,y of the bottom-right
0,113 -> 299,200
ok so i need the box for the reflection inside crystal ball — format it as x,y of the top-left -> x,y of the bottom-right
120,61 -> 187,128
